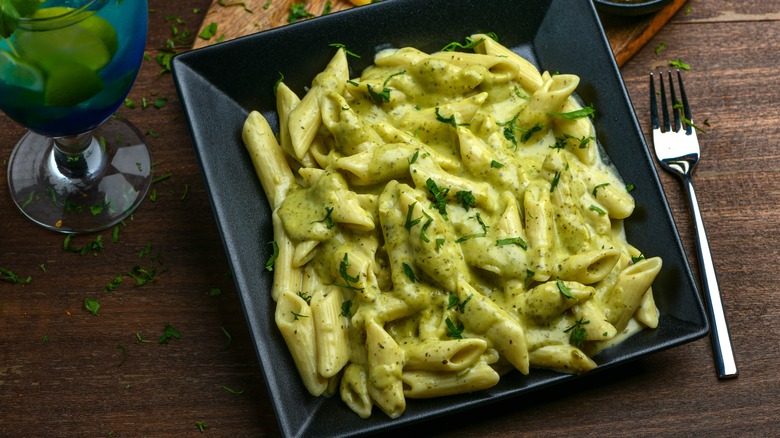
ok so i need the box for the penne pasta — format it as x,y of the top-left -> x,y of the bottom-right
242,35 -> 663,419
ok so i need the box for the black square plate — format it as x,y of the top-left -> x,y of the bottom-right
172,0 -> 708,436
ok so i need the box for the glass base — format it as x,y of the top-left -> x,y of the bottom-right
7,117 -> 152,234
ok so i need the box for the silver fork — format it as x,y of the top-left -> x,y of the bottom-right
649,71 -> 738,379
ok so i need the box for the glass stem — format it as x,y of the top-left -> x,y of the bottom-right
53,133 -> 98,179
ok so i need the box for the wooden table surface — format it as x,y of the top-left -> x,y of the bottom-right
1,0 -> 778,436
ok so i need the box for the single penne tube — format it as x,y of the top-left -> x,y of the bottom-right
520,280 -> 595,324
275,290 -> 329,396
373,46 -> 428,67
319,91 -> 382,156
528,344 -> 597,374
515,74 -> 579,141
603,257 -> 663,332
634,287 -> 659,329
402,91 -> 488,128
571,299 -> 618,341
557,249 -> 621,284
271,210 -> 302,302
366,319 -> 406,419
340,363 -> 372,419
332,143 -> 416,186
288,48 -> 348,160
401,338 -> 487,372
311,286 -> 351,378
292,240 -> 320,268
523,180 -> 554,281
242,111 -> 295,210
276,81 -> 302,162
471,33 -> 543,92
458,280 -> 529,375
430,50 -> 517,83
402,360 -> 500,399
553,96 -> 597,165
372,121 -> 460,171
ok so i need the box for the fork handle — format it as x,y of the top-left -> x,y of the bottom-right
682,175 -> 739,379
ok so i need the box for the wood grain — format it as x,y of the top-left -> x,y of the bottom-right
1,0 -> 780,436
193,0 -> 686,66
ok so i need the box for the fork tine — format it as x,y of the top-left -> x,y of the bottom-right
649,72 -> 660,130
676,70 -> 693,134
658,71 -> 671,133
668,70 -> 681,132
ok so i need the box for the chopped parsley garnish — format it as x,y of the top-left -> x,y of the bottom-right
441,36 -> 485,52
338,253 -> 364,290
222,386 -> 245,395
159,324 -> 181,344
548,106 -> 595,120
564,318 -> 590,347
455,190 -> 476,211
291,311 -> 308,320
265,241 -> 279,272
273,71 -> 284,96
655,41 -> 666,55
83,297 -> 100,316
520,123 -> 543,142
63,234 -> 105,256
341,300 -> 353,318
221,325 -> 232,348
0,268 -> 31,285
409,150 -> 420,165
631,254 -> 646,264
402,263 -> 417,283
297,291 -> 312,304
524,269 -> 535,285
434,107 -> 460,127
669,59 -> 691,70
592,183 -> 610,197
496,237 -> 528,250
447,292 -> 473,313
673,101 -> 707,133
445,317 -> 464,339
367,70 -> 405,104
490,160 -> 503,168
105,276 -> 123,292
420,211 -> 433,243
626,183 -> 636,192
329,43 -> 361,58
404,202 -> 422,229
589,204 -> 607,215
127,265 -> 159,286
314,206 -> 335,229
288,2 -> 314,23
426,178 -> 449,219
556,279 -> 577,301
198,22 -> 218,40
550,171 -> 561,193
455,213 -> 488,243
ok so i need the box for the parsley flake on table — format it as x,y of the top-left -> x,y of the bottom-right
83,297 -> 101,316
0,268 -> 31,285
669,59 -> 691,70
198,22 -> 218,40
288,2 -> 314,23
159,324 -> 181,344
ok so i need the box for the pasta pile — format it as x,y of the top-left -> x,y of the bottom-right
242,34 -> 661,419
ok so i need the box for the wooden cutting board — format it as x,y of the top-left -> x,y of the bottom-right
192,0 -> 687,67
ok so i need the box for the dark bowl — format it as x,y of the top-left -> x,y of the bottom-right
593,0 -> 674,16
172,0 -> 707,436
